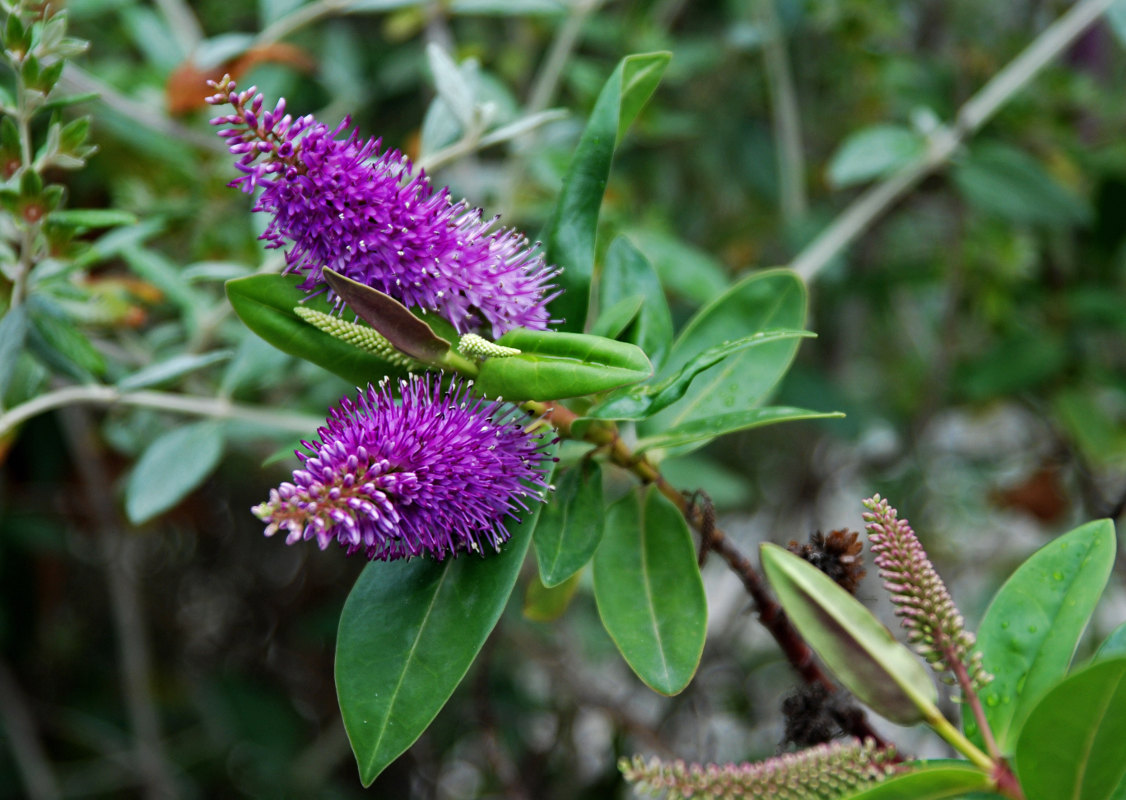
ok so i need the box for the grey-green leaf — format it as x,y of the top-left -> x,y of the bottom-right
124,421 -> 225,524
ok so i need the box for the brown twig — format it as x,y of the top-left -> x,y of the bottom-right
536,402 -> 894,751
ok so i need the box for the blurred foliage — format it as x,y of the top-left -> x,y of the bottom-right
2,0 -> 1125,797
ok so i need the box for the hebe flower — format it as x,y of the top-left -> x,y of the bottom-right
620,739 -> 898,800
206,75 -> 557,337
862,495 -> 992,690
252,376 -> 553,561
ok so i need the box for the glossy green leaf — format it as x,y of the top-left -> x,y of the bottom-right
322,268 -> 457,366
533,459 -> 604,587
0,305 -> 29,396
623,228 -> 729,307
636,406 -> 845,452
523,571 -> 581,623
827,124 -> 925,188
336,506 -> 541,786
545,52 -> 670,332
842,762 -> 993,800
589,294 -> 644,341
475,328 -> 652,401
116,350 -> 233,391
124,421 -> 225,524
225,273 -> 407,386
592,485 -> 706,695
639,269 -> 807,438
599,236 -> 674,368
1095,622 -> 1126,662
970,519 -> 1116,753
590,330 -> 813,421
1014,656 -> 1126,800
760,543 -> 938,725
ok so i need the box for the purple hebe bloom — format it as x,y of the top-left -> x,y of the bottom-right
252,376 -> 554,561
206,75 -> 557,338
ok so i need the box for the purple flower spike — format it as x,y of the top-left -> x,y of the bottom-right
206,75 -> 558,338
252,376 -> 555,561
862,495 -> 991,690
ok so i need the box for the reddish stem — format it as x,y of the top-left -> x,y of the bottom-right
540,402 -> 896,752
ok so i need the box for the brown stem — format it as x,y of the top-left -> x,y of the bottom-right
537,402 -> 895,751
57,407 -> 178,800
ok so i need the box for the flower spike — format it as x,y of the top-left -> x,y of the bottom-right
252,376 -> 554,561
862,495 -> 992,690
620,738 -> 898,800
206,75 -> 558,338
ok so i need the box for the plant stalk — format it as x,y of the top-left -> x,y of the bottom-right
791,0 -> 1117,282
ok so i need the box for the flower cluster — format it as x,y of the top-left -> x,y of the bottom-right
252,376 -> 554,561
206,75 -> 557,337
620,739 -> 898,800
862,495 -> 992,689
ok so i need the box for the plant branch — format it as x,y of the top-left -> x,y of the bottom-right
57,407 -> 178,799
526,0 -> 604,116
791,0 -> 1116,282
0,659 -> 60,800
531,401 -> 895,752
0,383 -> 324,437
757,0 -> 807,223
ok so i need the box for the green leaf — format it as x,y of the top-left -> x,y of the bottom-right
544,52 -> 670,332
1014,656 -> 1126,800
47,208 -> 138,229
225,273 -> 407,386
639,269 -> 807,438
533,459 -> 604,587
842,762 -> 993,800
970,519 -> 1116,753
335,506 -> 540,786
827,124 -> 925,188
523,571 -> 581,623
124,421 -> 225,524
121,244 -> 206,333
1095,622 -> 1126,662
116,351 -> 233,391
589,294 -> 644,341
0,306 -> 29,396
27,297 -> 105,379
322,268 -> 454,365
589,330 -> 813,421
475,328 -> 652,401
952,142 -> 1090,227
760,543 -> 938,725
636,406 -> 845,452
622,228 -> 729,307
592,485 -> 706,695
599,236 -> 674,368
